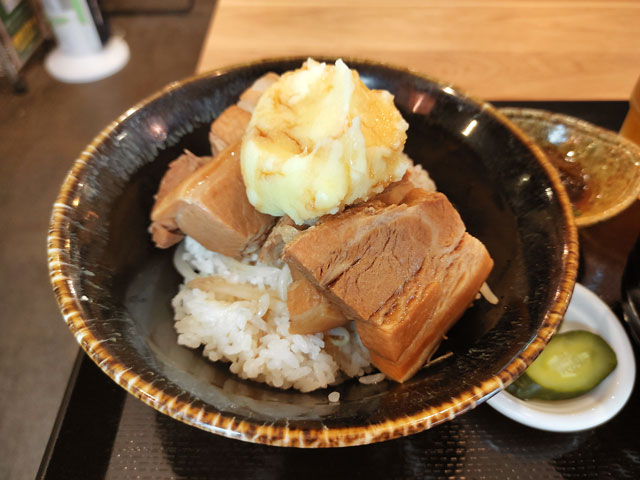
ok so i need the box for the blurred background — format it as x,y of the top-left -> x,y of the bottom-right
1,1 -> 639,479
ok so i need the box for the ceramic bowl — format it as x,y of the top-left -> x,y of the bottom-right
501,108 -> 640,227
48,57 -> 578,447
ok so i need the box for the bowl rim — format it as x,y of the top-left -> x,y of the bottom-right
47,56 -> 579,447
499,106 -> 640,227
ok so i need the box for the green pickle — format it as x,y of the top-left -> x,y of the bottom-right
507,330 -> 617,401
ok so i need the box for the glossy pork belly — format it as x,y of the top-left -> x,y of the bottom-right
283,189 -> 493,381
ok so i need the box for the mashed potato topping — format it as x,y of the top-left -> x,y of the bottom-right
241,58 -> 410,224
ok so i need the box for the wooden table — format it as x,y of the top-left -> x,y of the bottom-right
196,0 -> 640,101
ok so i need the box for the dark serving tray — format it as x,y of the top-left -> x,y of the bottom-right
38,102 -> 640,479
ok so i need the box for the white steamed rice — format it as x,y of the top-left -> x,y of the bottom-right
171,236 -> 372,392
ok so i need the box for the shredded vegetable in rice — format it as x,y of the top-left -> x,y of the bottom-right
171,237 -> 372,392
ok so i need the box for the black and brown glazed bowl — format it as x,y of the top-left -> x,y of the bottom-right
48,57 -> 578,447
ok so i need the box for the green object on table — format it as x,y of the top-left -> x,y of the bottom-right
70,0 -> 87,24
507,330 -> 617,401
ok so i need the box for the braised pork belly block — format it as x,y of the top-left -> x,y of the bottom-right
150,141 -> 276,258
150,73 -> 279,250
255,216 -> 347,334
209,105 -> 252,156
374,163 -> 436,205
272,163 -> 436,335
150,102 -> 254,251
150,150 -> 212,248
258,215 -> 303,266
287,268 -> 348,335
237,72 -> 280,113
362,232 -> 493,382
283,188 -> 493,382
209,73 -> 279,154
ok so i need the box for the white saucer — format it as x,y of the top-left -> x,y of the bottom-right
486,283 -> 636,432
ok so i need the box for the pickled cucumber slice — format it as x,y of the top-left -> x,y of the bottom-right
507,372 -> 587,400
507,330 -> 617,401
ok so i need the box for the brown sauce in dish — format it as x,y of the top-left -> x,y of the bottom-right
542,146 -> 592,214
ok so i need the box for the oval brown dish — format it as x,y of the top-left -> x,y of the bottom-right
501,107 -> 640,227
48,57 -> 578,447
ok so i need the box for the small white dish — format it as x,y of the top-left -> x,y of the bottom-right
486,283 -> 636,432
